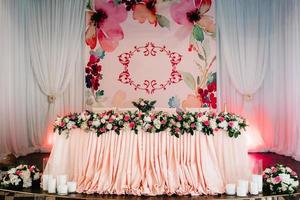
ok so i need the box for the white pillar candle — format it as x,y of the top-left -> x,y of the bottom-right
48,178 -> 56,194
57,184 -> 68,195
57,175 -> 67,187
252,174 -> 263,193
42,175 -> 52,191
236,185 -> 247,197
250,181 -> 259,195
67,181 -> 77,193
237,180 -> 248,197
225,184 -> 235,195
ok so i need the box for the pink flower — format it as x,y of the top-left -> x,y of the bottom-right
60,122 -> 66,127
85,0 -> 128,52
271,167 -> 277,173
161,120 -> 166,124
175,128 -> 180,132
108,117 -> 114,123
291,171 -> 297,176
273,176 -> 281,184
191,123 -> 196,128
170,0 -> 215,34
228,121 -> 234,128
203,120 -> 210,126
29,166 -> 35,172
129,122 -> 135,129
100,127 -> 106,133
15,170 -> 21,175
113,126 -> 118,130
197,112 -> 203,118
124,115 -> 130,122
150,114 -> 155,121
218,117 -> 224,122
177,115 -> 183,121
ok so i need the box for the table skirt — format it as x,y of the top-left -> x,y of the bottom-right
44,129 -> 250,196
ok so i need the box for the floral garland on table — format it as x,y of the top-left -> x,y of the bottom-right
263,164 -> 299,195
54,110 -> 247,138
0,165 -> 41,189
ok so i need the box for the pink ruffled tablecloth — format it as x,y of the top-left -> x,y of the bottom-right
44,129 -> 250,196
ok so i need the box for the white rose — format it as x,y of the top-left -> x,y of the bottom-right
176,122 -> 181,128
106,123 -> 113,130
190,116 -> 195,122
210,119 -> 217,129
196,122 -> 203,131
153,119 -> 161,129
104,115 -> 109,120
67,121 -> 75,129
144,116 -> 151,122
33,172 -> 40,180
80,113 -> 87,121
233,121 -> 239,129
264,168 -> 271,173
100,118 -> 106,124
279,173 -> 291,184
183,122 -> 189,129
286,167 -> 292,173
282,185 -> 287,191
140,101 -> 145,106
92,120 -> 100,127
199,115 -> 208,122
292,180 -> 299,187
218,121 -> 228,129
8,168 -> 16,174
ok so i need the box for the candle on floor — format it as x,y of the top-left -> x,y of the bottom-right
236,185 -> 247,197
57,175 -> 67,187
225,184 -> 235,195
57,184 -> 68,195
67,181 -> 77,193
42,174 -> 52,191
250,181 -> 259,195
48,178 -> 56,194
237,180 -> 248,197
252,174 -> 263,193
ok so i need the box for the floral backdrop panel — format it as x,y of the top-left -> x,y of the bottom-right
85,0 -> 216,110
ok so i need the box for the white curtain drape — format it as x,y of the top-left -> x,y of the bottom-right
217,0 -> 300,160
0,0 -> 85,156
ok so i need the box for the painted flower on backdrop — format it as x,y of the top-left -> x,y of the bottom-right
119,0 -> 170,28
85,0 -> 127,52
170,0 -> 215,40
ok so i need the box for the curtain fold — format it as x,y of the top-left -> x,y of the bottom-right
0,0 -> 85,156
217,0 -> 300,160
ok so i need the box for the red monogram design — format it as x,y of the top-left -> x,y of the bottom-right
118,42 -> 183,94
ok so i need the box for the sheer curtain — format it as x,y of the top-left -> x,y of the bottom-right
217,0 -> 300,160
0,0 -> 85,156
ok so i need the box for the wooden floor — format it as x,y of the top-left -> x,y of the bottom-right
0,152 -> 299,200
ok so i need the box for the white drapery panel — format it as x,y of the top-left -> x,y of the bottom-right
217,0 -> 300,160
0,0 -> 85,156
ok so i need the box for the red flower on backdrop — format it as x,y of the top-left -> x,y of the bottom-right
85,54 -> 103,91
197,81 -> 217,109
170,0 -> 215,33
85,0 -> 127,52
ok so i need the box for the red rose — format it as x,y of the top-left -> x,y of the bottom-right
129,122 -> 135,129
124,115 -> 130,122
203,120 -> 210,126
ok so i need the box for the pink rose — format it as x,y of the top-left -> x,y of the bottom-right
177,115 -> 183,121
228,121 -> 234,128
204,120 -> 210,126
60,122 -> 66,127
129,122 -> 135,129
113,126 -> 118,130
273,176 -> 281,184
150,114 -> 155,121
16,170 -> 21,175
175,128 -> 180,132
190,123 -> 196,128
124,115 -> 130,122
218,117 -> 224,122
271,167 -> 277,173
161,120 -> 166,124
100,128 -> 106,133
109,118 -> 114,123
291,171 -> 297,176
197,113 -> 203,118
88,121 -> 93,126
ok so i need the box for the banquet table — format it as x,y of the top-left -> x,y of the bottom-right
44,129 -> 250,196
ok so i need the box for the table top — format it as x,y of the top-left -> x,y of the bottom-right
1,187 -> 300,200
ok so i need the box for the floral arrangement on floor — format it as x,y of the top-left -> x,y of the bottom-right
132,98 -> 157,113
263,164 -> 299,195
53,110 -> 247,138
0,165 -> 41,189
